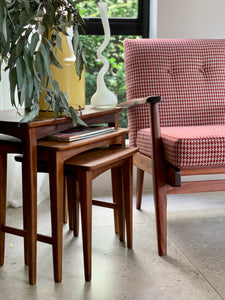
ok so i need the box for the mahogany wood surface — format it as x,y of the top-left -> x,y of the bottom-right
0,106 -> 122,285
180,167 -> 225,176
167,179 -> 225,194
136,168 -> 144,209
126,96 -> 225,257
36,130 -> 128,283
111,167 -> 123,235
133,152 -> 152,174
118,96 -> 162,109
150,102 -> 167,256
65,146 -> 137,281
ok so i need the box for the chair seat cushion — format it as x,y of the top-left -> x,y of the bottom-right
136,125 -> 225,169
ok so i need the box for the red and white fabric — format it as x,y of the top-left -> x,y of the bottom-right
124,39 -> 225,169
136,125 -> 225,169
124,39 -> 225,147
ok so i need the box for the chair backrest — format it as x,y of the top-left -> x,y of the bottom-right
124,39 -> 225,146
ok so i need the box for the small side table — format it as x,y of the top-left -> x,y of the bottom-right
0,106 -> 122,284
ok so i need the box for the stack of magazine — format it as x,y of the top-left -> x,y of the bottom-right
46,126 -> 115,142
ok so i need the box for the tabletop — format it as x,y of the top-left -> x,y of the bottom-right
0,105 -> 121,139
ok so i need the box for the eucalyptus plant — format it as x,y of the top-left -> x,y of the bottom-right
0,0 -> 86,126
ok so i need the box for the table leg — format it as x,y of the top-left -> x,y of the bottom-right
22,130 -> 38,285
22,161 -> 29,266
111,166 -> 125,240
79,170 -> 92,281
0,152 -> 7,266
123,157 -> 133,249
67,176 -> 79,236
63,177 -> 68,224
48,152 -> 64,283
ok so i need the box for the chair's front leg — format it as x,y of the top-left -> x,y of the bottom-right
150,102 -> 167,256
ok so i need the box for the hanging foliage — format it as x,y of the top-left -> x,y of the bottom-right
0,0 -> 86,126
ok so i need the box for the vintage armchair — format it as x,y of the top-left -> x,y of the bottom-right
119,39 -> 225,256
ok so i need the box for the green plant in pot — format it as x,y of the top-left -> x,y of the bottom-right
0,0 -> 87,126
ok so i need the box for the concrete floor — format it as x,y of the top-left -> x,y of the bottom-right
1,191 -> 225,300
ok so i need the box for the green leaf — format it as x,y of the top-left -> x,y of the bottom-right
36,52 -> 45,85
40,43 -> 51,76
52,78 -> 60,90
20,72 -> 27,106
25,75 -> 34,108
72,26 -> 79,56
16,57 -> 24,90
23,51 -> 32,77
23,0 -> 30,13
56,34 -> 62,51
2,11 -> 7,41
54,93 -> 60,119
20,103 -> 40,123
38,24 -> 46,35
28,77 -> 34,99
30,32 -> 40,56
69,106 -> 78,127
33,76 -> 41,101
69,106 -> 87,127
16,38 -> 24,58
9,68 -> 17,106
75,50 -> 82,79
19,10 -> 26,27
59,89 -> 69,110
49,51 -> 63,69
32,59 -> 40,82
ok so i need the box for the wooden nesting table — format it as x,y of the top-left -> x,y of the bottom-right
0,106 -> 127,284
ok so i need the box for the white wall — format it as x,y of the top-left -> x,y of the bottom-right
157,0 -> 225,38
150,0 -> 158,39
0,67 -> 11,110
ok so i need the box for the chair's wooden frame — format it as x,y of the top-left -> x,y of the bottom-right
119,96 -> 225,256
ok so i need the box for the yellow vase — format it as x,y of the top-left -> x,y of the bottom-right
39,32 -> 85,111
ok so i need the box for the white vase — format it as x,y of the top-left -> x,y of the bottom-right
91,2 -> 118,109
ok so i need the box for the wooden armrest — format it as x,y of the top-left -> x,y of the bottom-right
118,96 -> 162,108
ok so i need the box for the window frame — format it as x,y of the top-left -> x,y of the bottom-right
82,0 -> 150,38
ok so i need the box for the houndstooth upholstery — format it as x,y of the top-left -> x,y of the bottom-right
137,125 -> 225,169
124,39 -> 225,169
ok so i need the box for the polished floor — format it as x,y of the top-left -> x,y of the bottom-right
1,191 -> 225,300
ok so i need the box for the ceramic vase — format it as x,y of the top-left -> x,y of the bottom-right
39,29 -> 85,111
91,2 -> 118,109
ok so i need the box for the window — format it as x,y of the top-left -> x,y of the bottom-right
80,0 -> 149,37
78,1 -> 150,127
